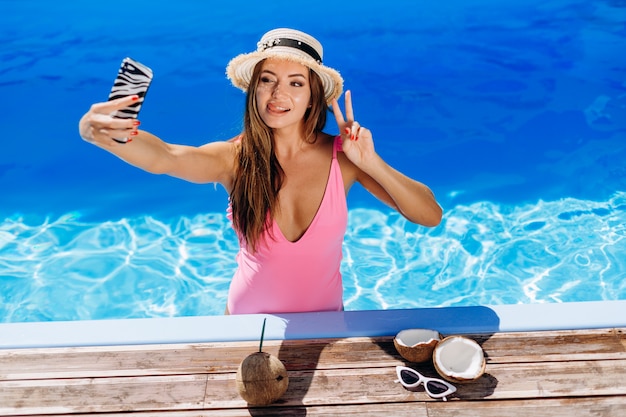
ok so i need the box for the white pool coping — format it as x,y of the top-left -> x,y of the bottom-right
1,300 -> 625,349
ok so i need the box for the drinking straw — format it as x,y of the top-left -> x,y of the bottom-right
259,318 -> 267,352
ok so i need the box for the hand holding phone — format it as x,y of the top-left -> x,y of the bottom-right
108,57 -> 153,142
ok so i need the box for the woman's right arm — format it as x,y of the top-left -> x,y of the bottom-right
79,96 -> 236,186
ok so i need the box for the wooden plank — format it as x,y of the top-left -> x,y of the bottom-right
3,396 -> 626,417
0,341 -> 261,380
275,359 -> 626,405
475,327 -> 626,364
0,402 -> 429,417
0,374 -> 208,415
426,396 -> 626,417
6,357 -> 624,415
453,359 -> 626,400
1,329 -> 625,416
6,358 -> 618,414
5,396 -> 626,417
204,359 -> 626,407
2,352 -> 626,414
2,328 -> 624,381
0,337 -> 402,380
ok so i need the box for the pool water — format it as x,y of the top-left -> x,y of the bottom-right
1,0 -> 625,323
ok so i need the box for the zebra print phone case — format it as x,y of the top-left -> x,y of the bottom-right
108,57 -> 153,121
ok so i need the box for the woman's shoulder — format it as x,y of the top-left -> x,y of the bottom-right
198,136 -> 239,158
226,134 -> 244,145
325,132 -> 359,187
192,137 -> 240,190
316,131 -> 339,148
198,134 -> 241,151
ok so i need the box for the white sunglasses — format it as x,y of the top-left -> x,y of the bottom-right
394,366 -> 457,401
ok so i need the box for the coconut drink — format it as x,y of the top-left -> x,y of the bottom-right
236,351 -> 289,405
393,328 -> 441,363
235,318 -> 289,405
432,336 -> 486,383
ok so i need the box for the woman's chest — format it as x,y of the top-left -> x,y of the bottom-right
275,159 -> 332,242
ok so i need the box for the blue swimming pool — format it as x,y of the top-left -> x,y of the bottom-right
1,0 -> 625,323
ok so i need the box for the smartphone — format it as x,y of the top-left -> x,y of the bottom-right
108,57 -> 153,121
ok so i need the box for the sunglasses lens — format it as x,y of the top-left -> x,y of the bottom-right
426,380 -> 451,395
400,370 -> 420,385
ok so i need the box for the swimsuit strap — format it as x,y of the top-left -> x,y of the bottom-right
333,135 -> 343,158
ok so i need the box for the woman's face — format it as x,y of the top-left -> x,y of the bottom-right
255,58 -> 312,131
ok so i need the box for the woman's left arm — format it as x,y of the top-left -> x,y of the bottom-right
354,155 -> 442,227
333,91 -> 443,227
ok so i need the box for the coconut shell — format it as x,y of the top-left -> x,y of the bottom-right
393,329 -> 441,363
433,336 -> 486,384
394,337 -> 439,363
235,352 -> 289,405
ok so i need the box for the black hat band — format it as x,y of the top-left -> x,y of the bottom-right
259,37 -> 322,64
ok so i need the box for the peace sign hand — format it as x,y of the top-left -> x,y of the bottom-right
331,90 -> 376,169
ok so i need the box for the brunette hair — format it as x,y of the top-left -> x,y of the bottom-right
230,59 -> 328,252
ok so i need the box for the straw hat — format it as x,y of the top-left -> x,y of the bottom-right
226,28 -> 343,104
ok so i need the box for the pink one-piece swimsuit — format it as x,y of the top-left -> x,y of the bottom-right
227,137 -> 347,314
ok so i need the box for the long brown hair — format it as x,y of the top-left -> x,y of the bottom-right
230,59 -> 328,252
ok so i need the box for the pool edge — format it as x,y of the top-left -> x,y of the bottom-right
2,300 -> 625,349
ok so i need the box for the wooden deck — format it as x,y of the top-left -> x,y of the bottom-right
1,327 -> 625,416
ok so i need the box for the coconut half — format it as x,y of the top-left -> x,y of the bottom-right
394,329 -> 441,363
433,336 -> 486,383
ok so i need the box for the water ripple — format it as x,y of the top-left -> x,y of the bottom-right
343,192 -> 626,310
2,193 -> 626,322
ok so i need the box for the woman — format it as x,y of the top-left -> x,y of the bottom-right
79,28 -> 442,314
